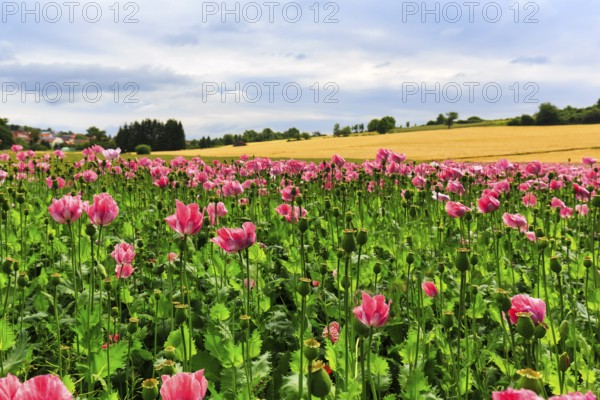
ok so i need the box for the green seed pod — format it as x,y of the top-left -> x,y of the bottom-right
240,314 -> 251,330
1,258 -> 14,274
516,312 -> 535,339
309,361 -> 332,398
164,345 -> 176,360
469,253 -> 478,266
356,229 -> 368,246
141,378 -> 159,400
443,311 -> 454,329
298,217 -> 309,233
50,272 -> 62,287
495,289 -> 512,313
17,272 -> 29,287
550,256 -> 562,274
537,237 -> 549,250
298,277 -> 312,297
175,304 -> 188,325
157,360 -> 175,376
153,289 -> 162,301
341,229 -> 357,253
304,338 -> 321,361
103,278 -> 113,291
456,248 -> 470,272
128,317 -> 139,334
373,262 -> 382,275
583,256 -> 593,269
406,252 -> 415,265
324,197 -> 331,209
534,323 -> 547,339
319,263 -> 328,276
85,224 -> 96,237
515,368 -> 544,395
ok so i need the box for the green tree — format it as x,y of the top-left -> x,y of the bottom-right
367,119 -> 379,132
436,113 -> 446,125
0,118 -> 15,149
445,112 -> 458,129
86,126 -> 110,146
340,126 -> 352,137
536,103 -> 561,125
520,114 -> 535,126
376,116 -> 396,134
333,123 -> 341,136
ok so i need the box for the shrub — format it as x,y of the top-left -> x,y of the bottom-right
135,144 -> 151,155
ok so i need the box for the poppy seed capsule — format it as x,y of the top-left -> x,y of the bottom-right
298,217 -> 308,233
373,263 -> 382,275
534,323 -> 547,339
304,338 -> 320,361
240,315 -> 250,330
17,272 -> 29,287
50,272 -> 62,287
356,229 -> 368,246
341,229 -> 356,253
141,378 -> 159,400
298,277 -> 312,297
128,317 -> 139,334
516,312 -> 535,339
495,289 -> 511,313
406,252 -> 414,265
175,304 -> 188,324
309,360 -> 332,398
550,256 -> 562,274
85,224 -> 96,237
456,249 -> 470,272
583,256 -> 593,268
515,369 -> 543,395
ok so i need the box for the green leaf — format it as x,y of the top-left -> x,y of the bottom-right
120,287 -> 134,304
165,325 -> 197,362
61,375 -> 76,394
248,245 -> 266,263
2,336 -> 31,375
91,340 -> 129,379
325,340 -> 337,371
210,303 -> 230,322
0,320 -> 16,351
248,329 -> 262,359
486,351 -> 516,377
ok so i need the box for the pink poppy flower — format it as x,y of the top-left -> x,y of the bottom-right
575,204 -> 589,216
421,281 -> 439,297
48,194 -> 83,224
12,374 -> 72,400
525,231 -> 537,242
503,213 -> 528,232
492,387 -> 543,400
222,180 -> 244,197
560,207 -> 574,219
115,264 -> 135,279
167,252 -> 179,262
86,193 -> 119,226
551,197 -> 566,209
0,374 -> 21,400
477,193 -> 500,214
331,154 -> 345,167
445,201 -> 471,218
205,202 -> 228,226
165,200 -> 204,236
111,243 -> 135,265
353,291 -> 392,328
160,370 -> 208,400
508,294 -> 546,325
274,203 -> 307,223
322,321 -> 340,344
522,193 -> 537,207
582,157 -> 597,166
211,222 -> 256,254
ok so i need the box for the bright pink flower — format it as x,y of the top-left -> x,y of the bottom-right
446,180 -> 465,195
274,203 -> 307,223
82,170 -> 98,183
322,321 -> 340,344
525,231 -> 537,242
421,281 -> 439,297
550,180 -> 564,191
503,213 -> 528,231
560,207 -> 574,219
111,243 -> 135,265
0,374 -> 21,400
11,144 -> 23,152
493,180 -> 511,193
211,222 -> 256,253
86,193 -> 119,226
477,193 -> 500,214
48,195 -> 83,224
582,157 -> 597,166
331,154 -> 345,167
573,183 -> 591,201
167,252 -> 178,262
522,193 -> 537,207
551,197 -> 566,209
165,200 -> 204,236
492,387 -> 542,400
575,204 -> 589,216
508,294 -> 546,325
206,202 -> 228,226
160,370 -> 208,400
549,391 -> 597,400
12,374 -> 72,400
222,180 -> 244,197
281,186 -> 300,202
353,291 -> 392,328
153,176 -> 170,189
115,264 -> 135,279
445,201 -> 471,218
525,161 -> 542,176
411,175 -> 426,189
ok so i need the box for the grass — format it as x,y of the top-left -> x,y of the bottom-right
151,124 -> 600,163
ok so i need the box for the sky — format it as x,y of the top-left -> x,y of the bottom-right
1,0 -> 599,138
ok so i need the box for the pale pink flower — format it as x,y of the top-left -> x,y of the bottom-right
322,321 -> 340,344
160,370 -> 208,400
353,291 -> 392,328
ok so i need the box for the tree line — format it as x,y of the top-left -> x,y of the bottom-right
188,127 -> 318,149
115,119 -> 186,152
508,99 -> 600,126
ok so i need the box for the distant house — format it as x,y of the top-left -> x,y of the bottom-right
11,130 -> 31,141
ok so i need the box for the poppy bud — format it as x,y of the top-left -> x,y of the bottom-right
85,224 -> 96,237
240,314 -> 251,330
495,289 -> 511,313
469,253 -> 478,266
298,217 -> 309,233
559,320 -> 569,341
128,317 -> 139,334
103,278 -> 113,291
153,289 -> 162,300
175,304 -> 188,325
558,352 -> 570,372
534,323 -> 547,339
406,252 -> 415,265
583,256 -> 593,268
50,272 -> 62,287
373,262 -> 382,275
550,256 -> 561,274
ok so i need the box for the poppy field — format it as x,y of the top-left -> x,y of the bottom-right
0,145 -> 599,400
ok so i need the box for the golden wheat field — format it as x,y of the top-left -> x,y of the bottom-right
155,125 -> 600,162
